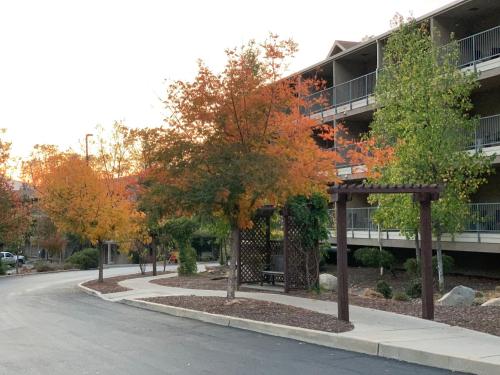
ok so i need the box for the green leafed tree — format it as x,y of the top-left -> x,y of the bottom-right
367,17 -> 493,291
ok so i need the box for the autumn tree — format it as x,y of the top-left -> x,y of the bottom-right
147,35 -> 342,299
24,146 -> 141,282
366,18 -> 492,290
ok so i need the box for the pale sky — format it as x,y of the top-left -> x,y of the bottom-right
0,0 -> 452,171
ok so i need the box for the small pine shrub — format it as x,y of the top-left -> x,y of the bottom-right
376,280 -> 393,299
393,291 -> 410,302
354,247 -> 396,271
66,248 -> 99,270
405,278 -> 422,298
178,245 -> 197,275
404,255 -> 455,278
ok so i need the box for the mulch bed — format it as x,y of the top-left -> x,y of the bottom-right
83,271 -> 172,294
142,295 -> 354,334
150,266 -> 500,337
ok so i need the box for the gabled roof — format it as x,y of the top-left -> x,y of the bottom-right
327,40 -> 359,58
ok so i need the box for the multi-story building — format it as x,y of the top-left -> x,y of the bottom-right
295,0 -> 500,255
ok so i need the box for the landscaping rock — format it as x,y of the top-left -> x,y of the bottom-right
319,273 -> 337,291
482,297 -> 500,307
437,285 -> 475,306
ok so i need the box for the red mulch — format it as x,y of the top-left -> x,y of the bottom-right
150,266 -> 500,336
143,295 -> 353,334
83,271 -> 172,294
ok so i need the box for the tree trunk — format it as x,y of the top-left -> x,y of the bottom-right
414,230 -> 420,262
436,232 -> 444,292
98,242 -> 104,283
162,244 -> 167,272
227,226 -> 239,300
152,238 -> 157,276
377,225 -> 383,276
219,239 -> 225,266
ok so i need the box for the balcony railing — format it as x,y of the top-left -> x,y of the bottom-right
470,114 -> 500,150
306,71 -> 377,115
457,25 -> 500,68
328,203 -> 500,234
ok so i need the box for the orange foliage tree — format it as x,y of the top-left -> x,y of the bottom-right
24,146 -> 143,281
147,35 -> 343,298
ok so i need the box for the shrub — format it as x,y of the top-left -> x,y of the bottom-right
404,255 -> 455,278
376,280 -> 393,299
393,291 -> 410,302
178,245 -> 197,275
34,261 -> 55,273
405,278 -> 422,298
354,247 -> 396,271
66,248 -> 99,270
403,258 -> 419,277
433,254 -> 455,275
0,261 -> 6,275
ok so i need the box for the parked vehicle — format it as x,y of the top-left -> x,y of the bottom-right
0,252 -> 25,265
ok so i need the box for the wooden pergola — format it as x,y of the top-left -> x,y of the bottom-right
328,183 -> 443,322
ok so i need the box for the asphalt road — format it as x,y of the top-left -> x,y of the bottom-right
0,267 -> 464,375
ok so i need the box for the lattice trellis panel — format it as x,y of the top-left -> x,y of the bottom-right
238,215 -> 269,284
284,215 -> 320,291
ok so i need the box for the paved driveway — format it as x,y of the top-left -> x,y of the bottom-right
0,268 -> 462,374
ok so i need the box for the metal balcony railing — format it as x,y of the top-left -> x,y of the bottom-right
305,71 -> 377,114
470,114 -> 500,150
335,71 -> 377,108
457,25 -> 500,68
332,143 -> 365,168
328,203 -> 500,234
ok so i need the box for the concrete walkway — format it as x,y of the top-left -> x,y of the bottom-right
91,272 -> 500,374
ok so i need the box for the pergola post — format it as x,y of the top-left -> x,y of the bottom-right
333,192 -> 349,322
416,192 -> 437,320
329,183 -> 443,322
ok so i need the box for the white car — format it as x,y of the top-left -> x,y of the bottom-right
0,252 -> 25,265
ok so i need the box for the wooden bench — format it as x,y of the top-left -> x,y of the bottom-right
261,270 -> 284,285
261,255 -> 284,285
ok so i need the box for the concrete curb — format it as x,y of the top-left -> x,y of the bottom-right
78,284 -> 500,375
120,298 -> 377,356
78,282 -> 105,298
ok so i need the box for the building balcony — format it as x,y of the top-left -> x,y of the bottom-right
335,114 -> 500,176
304,25 -> 500,119
457,25 -> 500,71
327,203 -> 500,246
468,114 -> 500,151
305,71 -> 377,117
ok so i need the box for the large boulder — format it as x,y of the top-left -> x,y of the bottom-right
482,297 -> 500,307
437,285 -> 475,307
319,273 -> 337,291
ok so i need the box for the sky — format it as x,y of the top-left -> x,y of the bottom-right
0,0 -> 452,173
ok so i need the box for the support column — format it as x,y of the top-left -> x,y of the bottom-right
417,193 -> 434,320
334,193 -> 349,322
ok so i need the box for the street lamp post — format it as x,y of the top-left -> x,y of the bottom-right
85,133 -> 93,164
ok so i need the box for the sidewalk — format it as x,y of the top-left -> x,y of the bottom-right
82,273 -> 500,375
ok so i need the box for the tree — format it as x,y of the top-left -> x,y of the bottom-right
0,132 -> 32,273
147,35 -> 342,299
24,146 -> 142,282
163,217 -> 199,275
366,17 -> 492,291
35,216 -> 67,262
